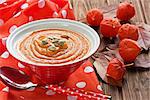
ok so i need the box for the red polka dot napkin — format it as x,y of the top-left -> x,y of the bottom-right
0,0 -> 105,100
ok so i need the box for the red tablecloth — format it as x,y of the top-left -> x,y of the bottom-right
0,0 -> 103,100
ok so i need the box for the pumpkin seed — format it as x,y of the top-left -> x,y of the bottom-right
59,40 -> 65,46
48,45 -> 56,51
41,40 -> 48,45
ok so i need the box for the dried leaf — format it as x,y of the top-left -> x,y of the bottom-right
105,76 -> 123,87
96,36 -> 119,53
134,52 -> 150,68
97,36 -> 106,52
137,23 -> 150,50
93,60 -> 107,80
92,53 -> 123,87
102,49 -> 122,61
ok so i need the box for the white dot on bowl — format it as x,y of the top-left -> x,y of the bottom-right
2,87 -> 9,92
0,19 -> 4,26
9,25 -> 17,34
13,12 -> 21,17
52,11 -> 58,17
29,16 -> 33,21
84,66 -> 94,73
45,85 -> 49,89
20,96 -> 25,99
61,10 -> 67,18
67,95 -> 78,100
18,62 -> 26,68
76,81 -> 86,88
19,70 -> 25,75
38,0 -> 45,8
0,51 -> 9,58
2,37 -> 7,45
21,3 -> 29,9
46,90 -> 56,95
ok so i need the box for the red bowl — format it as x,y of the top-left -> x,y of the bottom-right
20,59 -> 86,84
6,19 -> 100,84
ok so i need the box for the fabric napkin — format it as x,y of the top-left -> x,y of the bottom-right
0,0 -> 103,100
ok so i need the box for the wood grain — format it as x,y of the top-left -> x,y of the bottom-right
70,0 -> 150,100
140,0 -> 150,24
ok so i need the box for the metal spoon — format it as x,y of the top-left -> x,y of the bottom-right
0,66 -> 111,99
0,66 -> 37,89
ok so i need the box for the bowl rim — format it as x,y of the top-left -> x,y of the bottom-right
6,18 -> 100,67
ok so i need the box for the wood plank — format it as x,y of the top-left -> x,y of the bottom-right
140,0 -> 150,24
128,0 -> 146,23
71,0 -> 146,23
122,69 -> 141,100
137,69 -> 150,100
70,0 -> 150,100
102,83 -> 123,100
106,0 -> 146,23
106,0 -> 120,5
70,0 -> 107,20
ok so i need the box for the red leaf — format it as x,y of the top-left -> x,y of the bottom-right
135,53 -> 150,68
106,58 -> 126,81
137,23 -> 150,50
92,54 -> 124,87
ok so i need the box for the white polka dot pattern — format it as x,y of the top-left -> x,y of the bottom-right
97,85 -> 102,91
13,12 -> 21,17
46,90 -> 56,95
53,11 -> 58,17
38,0 -> 45,8
76,82 -> 86,88
2,87 -> 9,92
29,16 -> 33,21
84,66 -> 94,73
0,19 -> 4,26
0,51 -> 9,58
2,37 -> 7,45
9,25 -> 17,34
14,12 -> 21,17
21,3 -> 29,9
61,10 -> 67,18
67,95 -> 77,100
18,62 -> 26,68
20,96 -> 25,99
19,70 -> 25,75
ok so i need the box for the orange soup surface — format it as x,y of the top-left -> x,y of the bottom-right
18,29 -> 90,64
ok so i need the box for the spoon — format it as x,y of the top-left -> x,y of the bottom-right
0,66 -> 37,89
0,66 -> 111,100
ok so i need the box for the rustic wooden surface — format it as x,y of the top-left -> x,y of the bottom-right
69,0 -> 150,100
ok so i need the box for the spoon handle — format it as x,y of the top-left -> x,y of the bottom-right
30,71 -> 111,99
48,85 -> 111,100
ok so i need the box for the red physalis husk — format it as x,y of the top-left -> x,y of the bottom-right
106,58 -> 126,81
116,1 -> 135,21
100,18 -> 121,38
119,39 -> 141,63
118,23 -> 139,41
86,8 -> 103,26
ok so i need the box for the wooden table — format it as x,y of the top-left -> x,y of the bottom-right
69,0 -> 150,100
